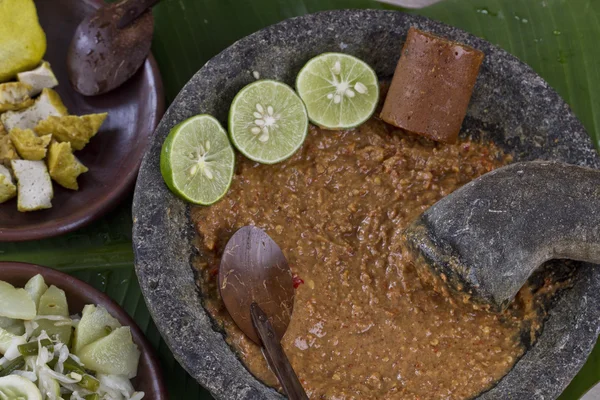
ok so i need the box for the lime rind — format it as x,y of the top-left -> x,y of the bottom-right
161,115 -> 235,206
296,52 -> 379,130
228,80 -> 308,164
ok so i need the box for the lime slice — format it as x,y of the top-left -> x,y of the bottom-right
78,326 -> 140,378
228,80 -> 308,164
0,281 -> 36,320
73,305 -> 121,355
296,53 -> 379,129
160,115 -> 235,205
34,285 -> 72,345
0,375 -> 42,400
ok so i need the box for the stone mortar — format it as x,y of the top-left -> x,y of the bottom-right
133,10 -> 600,400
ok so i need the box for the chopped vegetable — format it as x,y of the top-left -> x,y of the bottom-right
33,286 -> 72,345
0,82 -> 33,111
9,128 -> 52,160
0,281 -> 36,320
17,61 -> 59,96
24,274 -> 49,311
11,159 -> 53,212
73,305 -> 120,355
0,165 -> 16,204
0,374 -> 42,399
46,141 -> 88,190
0,328 -> 25,355
78,327 -> 140,378
0,316 -> 25,336
18,338 -> 53,356
0,357 -> 25,377
35,113 -> 107,151
1,88 -> 68,132
0,275 -> 144,399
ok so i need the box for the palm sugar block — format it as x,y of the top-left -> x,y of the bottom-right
380,27 -> 484,143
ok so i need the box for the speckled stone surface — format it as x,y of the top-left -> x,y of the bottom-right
132,10 -> 600,400
406,161 -> 600,310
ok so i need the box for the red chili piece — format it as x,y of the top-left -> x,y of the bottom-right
292,274 -> 304,289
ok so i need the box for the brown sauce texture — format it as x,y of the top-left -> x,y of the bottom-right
192,117 -> 562,399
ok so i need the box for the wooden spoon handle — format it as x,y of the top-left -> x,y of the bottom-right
250,303 -> 308,400
118,0 -> 162,29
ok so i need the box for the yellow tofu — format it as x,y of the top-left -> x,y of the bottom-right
35,113 -> 107,151
0,165 -> 16,204
0,82 -> 33,111
47,141 -> 88,190
1,88 -> 68,131
9,128 -> 52,161
17,61 -> 58,96
0,129 -> 20,167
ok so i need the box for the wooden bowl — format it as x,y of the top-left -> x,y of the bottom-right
0,0 -> 165,242
0,261 -> 167,399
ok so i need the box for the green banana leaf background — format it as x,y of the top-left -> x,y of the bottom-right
1,0 -> 599,398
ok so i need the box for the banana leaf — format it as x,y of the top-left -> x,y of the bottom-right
1,0 -> 598,398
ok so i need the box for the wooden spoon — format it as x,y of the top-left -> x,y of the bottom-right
219,226 -> 308,400
67,0 -> 161,96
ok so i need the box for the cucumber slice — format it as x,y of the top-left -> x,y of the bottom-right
33,286 -> 72,345
78,327 -> 140,378
37,374 -> 60,400
0,281 -> 36,320
0,375 -> 42,400
73,305 -> 121,355
24,274 -> 48,311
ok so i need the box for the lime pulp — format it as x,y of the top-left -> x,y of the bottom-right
160,115 -> 235,205
296,52 -> 379,129
228,80 -> 308,164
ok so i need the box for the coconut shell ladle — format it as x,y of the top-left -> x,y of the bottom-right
67,0 -> 160,96
219,226 -> 308,400
405,161 -> 600,311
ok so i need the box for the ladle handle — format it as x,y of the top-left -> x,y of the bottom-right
250,303 -> 308,400
117,0 -> 162,29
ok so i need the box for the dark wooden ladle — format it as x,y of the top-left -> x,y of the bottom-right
219,226 -> 308,400
67,0 -> 161,96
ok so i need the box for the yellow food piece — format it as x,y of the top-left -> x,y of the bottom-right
1,88 -> 68,132
9,128 -> 51,161
47,141 -> 88,190
0,129 -> 20,167
0,82 -> 33,111
0,165 -> 16,203
35,113 -> 107,151
0,0 -> 47,82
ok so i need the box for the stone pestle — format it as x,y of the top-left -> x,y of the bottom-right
405,161 -> 600,311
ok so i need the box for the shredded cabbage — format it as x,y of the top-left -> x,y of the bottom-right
98,374 -> 135,397
4,336 -> 26,360
12,369 -> 37,382
24,320 -> 39,340
70,392 -> 86,400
